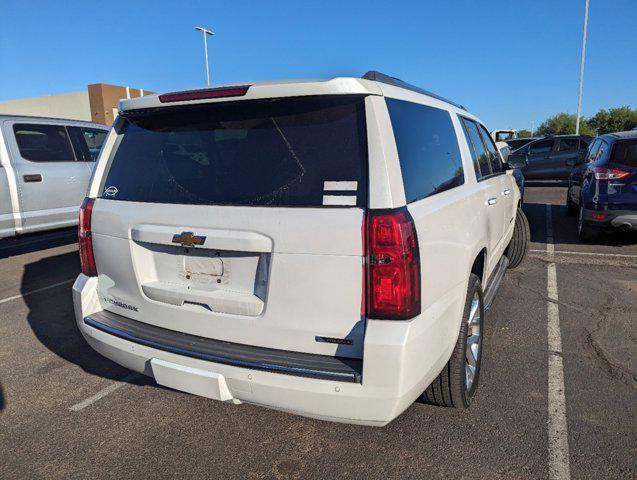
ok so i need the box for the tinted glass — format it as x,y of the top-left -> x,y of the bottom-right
101,96 -> 368,207
529,139 -> 553,154
592,140 -> 609,164
386,99 -> 464,202
13,124 -> 75,162
81,128 -> 108,160
558,138 -> 580,151
461,118 -> 491,178
610,140 -> 637,167
478,124 -> 503,174
586,138 -> 601,161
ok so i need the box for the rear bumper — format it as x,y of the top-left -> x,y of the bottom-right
582,208 -> 637,230
84,310 -> 362,383
73,275 -> 463,426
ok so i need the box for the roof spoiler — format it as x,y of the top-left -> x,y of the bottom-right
362,71 -> 466,111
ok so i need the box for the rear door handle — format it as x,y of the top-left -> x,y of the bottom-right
23,174 -> 42,182
503,189 -> 511,196
487,197 -> 498,206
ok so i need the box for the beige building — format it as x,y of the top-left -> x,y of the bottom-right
0,83 -> 153,125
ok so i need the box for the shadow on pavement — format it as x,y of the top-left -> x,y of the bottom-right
523,202 -> 637,247
0,382 -> 5,411
20,251 -> 151,387
0,228 -> 77,260
524,180 -> 569,187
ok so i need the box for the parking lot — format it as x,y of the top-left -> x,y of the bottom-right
0,185 -> 634,479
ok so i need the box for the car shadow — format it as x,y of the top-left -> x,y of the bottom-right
20,251 -> 152,387
524,180 -> 570,187
523,202 -> 637,247
0,228 -> 77,259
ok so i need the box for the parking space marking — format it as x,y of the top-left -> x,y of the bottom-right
545,205 -> 571,480
0,279 -> 75,305
69,373 -> 140,412
530,249 -> 637,259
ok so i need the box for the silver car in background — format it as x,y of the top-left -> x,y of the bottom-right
0,115 -> 109,239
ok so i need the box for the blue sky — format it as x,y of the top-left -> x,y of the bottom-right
1,0 -> 635,131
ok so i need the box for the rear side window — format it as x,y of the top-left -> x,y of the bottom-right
13,124 -> 75,162
386,99 -> 464,202
477,124 -> 503,174
586,138 -> 601,161
592,140 -> 609,164
80,128 -> 108,161
461,118 -> 492,178
610,140 -> 637,167
68,127 -> 108,162
100,96 -> 368,207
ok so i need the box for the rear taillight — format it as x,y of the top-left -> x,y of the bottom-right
364,208 -> 421,320
79,197 -> 97,277
592,167 -> 630,180
158,85 -> 250,103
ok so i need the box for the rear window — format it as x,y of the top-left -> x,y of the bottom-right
386,98 -> 464,203
610,140 -> 637,167
100,96 -> 368,207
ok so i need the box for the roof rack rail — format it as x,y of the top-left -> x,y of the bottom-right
361,71 -> 466,111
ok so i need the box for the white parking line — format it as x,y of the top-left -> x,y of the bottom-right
545,205 -> 571,480
69,373 -> 141,412
530,249 -> 637,259
0,279 -> 75,305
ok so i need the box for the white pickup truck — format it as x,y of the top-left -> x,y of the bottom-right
0,115 -> 108,239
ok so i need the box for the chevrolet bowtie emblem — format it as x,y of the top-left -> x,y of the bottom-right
172,231 -> 206,248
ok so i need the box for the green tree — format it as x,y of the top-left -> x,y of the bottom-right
518,129 -> 533,137
536,112 -> 596,136
587,106 -> 637,135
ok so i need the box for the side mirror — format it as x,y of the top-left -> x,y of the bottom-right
506,153 -> 527,169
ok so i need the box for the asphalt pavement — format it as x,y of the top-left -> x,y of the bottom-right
0,185 -> 635,479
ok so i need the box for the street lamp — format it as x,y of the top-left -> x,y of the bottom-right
195,26 -> 214,86
575,0 -> 590,135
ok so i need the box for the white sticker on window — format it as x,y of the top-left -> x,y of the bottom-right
322,195 -> 357,206
323,181 -> 358,191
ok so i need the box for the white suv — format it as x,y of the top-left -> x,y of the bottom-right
73,71 -> 529,426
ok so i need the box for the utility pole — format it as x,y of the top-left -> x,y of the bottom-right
195,26 -> 214,85
575,0 -> 590,135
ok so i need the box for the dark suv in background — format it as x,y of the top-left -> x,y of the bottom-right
508,135 -> 592,180
567,131 -> 637,241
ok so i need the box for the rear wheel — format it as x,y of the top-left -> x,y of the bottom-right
505,208 -> 530,269
578,205 -> 599,242
419,274 -> 484,408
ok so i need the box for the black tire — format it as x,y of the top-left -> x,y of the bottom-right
566,187 -> 577,216
578,205 -> 599,242
505,208 -> 530,269
419,274 -> 484,408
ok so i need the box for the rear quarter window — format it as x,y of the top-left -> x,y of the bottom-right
386,99 -> 464,203
100,96 -> 368,207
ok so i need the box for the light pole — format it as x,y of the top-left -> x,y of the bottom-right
575,0 -> 590,135
195,26 -> 214,86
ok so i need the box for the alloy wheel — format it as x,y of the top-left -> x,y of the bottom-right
465,292 -> 482,390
